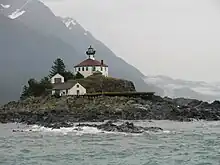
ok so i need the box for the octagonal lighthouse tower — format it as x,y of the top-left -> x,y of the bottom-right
74,46 -> 109,78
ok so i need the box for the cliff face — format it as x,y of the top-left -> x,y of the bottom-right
69,75 -> 136,93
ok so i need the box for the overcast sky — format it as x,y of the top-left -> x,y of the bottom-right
42,0 -> 220,82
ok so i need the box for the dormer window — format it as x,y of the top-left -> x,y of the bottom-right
54,78 -> 61,84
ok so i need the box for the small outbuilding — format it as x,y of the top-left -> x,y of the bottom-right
52,82 -> 86,96
51,73 -> 65,84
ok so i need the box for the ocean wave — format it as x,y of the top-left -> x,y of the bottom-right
27,125 -> 104,135
12,124 -> 168,136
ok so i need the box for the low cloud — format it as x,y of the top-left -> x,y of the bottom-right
44,0 -> 220,82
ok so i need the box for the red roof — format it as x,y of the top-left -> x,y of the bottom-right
74,59 -> 108,67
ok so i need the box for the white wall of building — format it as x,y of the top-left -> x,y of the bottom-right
68,83 -> 87,95
52,83 -> 86,96
51,73 -> 65,84
74,66 -> 108,78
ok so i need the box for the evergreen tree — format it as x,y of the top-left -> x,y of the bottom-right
75,72 -> 84,79
27,79 -> 43,97
20,85 -> 29,100
63,71 -> 74,81
40,77 -> 53,95
40,77 -> 50,83
20,78 -> 53,100
49,58 -> 66,78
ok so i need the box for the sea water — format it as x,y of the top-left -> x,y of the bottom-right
0,120 -> 220,165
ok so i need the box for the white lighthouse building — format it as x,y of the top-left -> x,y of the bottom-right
74,46 -> 108,78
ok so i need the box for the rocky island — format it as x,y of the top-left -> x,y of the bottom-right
1,93 -> 220,128
1,48 -> 220,134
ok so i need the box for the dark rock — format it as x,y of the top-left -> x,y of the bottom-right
12,129 -> 24,132
211,100 -> 220,109
76,121 -> 163,133
1,95 -> 220,125
44,122 -> 73,129
143,127 -> 163,132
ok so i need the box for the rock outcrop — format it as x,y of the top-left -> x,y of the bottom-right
11,121 -> 163,134
1,95 -> 220,126
76,121 -> 163,133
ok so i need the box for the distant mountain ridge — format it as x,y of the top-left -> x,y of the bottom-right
145,75 -> 220,102
0,0 -> 163,103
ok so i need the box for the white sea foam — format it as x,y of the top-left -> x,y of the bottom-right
21,122 -> 167,136
28,125 -> 104,135
24,125 -> 148,136
163,130 -> 171,134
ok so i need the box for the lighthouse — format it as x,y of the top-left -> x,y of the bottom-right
74,46 -> 109,78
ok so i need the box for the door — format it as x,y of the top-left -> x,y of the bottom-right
77,90 -> 80,96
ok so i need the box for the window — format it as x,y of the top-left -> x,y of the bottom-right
101,67 -> 103,71
82,67 -> 84,71
54,78 -> 62,84
93,66 -> 96,71
76,84 -> 79,88
86,67 -> 88,71
78,67 -> 81,71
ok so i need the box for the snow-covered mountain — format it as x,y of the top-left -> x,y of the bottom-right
62,17 -> 77,30
145,75 -> 220,101
0,0 -> 29,19
0,4 -> 10,9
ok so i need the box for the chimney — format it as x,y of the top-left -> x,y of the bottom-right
101,60 -> 104,65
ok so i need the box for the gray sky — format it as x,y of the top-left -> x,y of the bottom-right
42,0 -> 220,82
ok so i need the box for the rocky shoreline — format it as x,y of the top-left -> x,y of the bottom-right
1,95 -> 220,130
76,121 -> 163,133
11,121 -> 163,134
